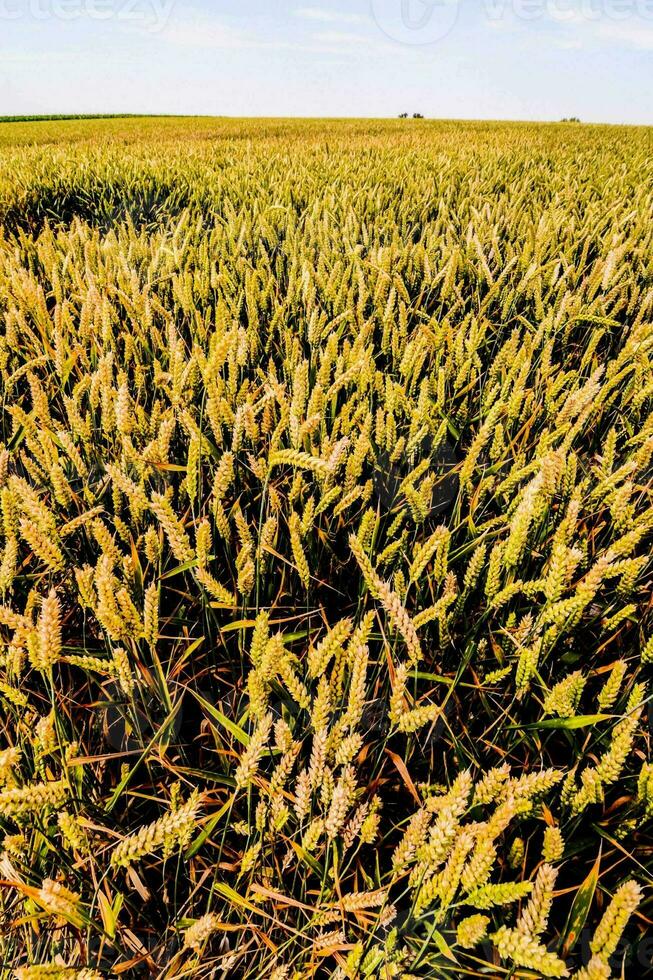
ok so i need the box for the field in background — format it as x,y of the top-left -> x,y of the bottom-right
0,117 -> 651,979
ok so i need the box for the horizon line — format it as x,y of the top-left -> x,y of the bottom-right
1,113 -> 651,128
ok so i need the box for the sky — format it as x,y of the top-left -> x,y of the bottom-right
0,0 -> 651,124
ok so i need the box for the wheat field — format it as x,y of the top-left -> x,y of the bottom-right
0,117 -> 651,979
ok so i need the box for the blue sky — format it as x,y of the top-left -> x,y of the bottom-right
0,0 -> 651,123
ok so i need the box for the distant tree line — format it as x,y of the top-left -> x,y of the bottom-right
0,114 -> 185,124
